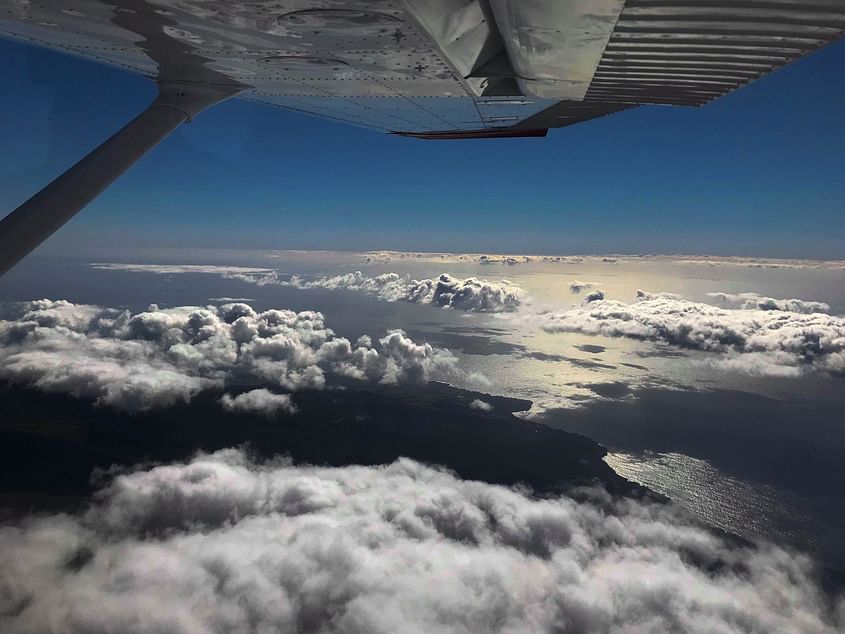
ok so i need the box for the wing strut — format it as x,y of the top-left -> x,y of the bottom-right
0,82 -> 241,278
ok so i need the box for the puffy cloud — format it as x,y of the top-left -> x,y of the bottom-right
92,264 -> 524,313
568,280 -> 598,294
297,272 -> 524,313
704,352 -> 806,378
0,449 -> 841,633
707,292 -> 830,314
583,289 -> 606,303
374,330 -> 465,384
543,255 -> 584,263
635,289 -> 683,301
541,295 -> 845,376
0,300 -> 469,412
469,398 -> 493,411
364,253 -> 392,264
220,389 -> 296,416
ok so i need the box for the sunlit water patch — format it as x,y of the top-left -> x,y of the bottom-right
606,451 -> 844,569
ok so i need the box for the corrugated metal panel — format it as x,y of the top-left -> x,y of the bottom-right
587,0 -> 845,106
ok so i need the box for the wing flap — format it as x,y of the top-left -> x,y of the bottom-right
587,0 -> 845,106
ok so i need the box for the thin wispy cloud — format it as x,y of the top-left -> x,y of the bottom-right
91,263 -> 276,276
362,251 -> 845,270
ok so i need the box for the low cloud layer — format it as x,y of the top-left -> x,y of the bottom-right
635,289 -> 682,301
362,251 -> 845,270
541,294 -> 845,376
568,280 -> 598,294
364,251 -> 585,266
0,449 -> 841,633
708,292 -> 830,314
583,289 -> 606,303
0,300 -> 471,412
297,272 -> 524,313
94,264 -> 524,313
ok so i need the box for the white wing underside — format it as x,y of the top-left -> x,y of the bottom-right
1,0 -> 843,135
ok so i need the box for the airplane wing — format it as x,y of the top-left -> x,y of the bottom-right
2,0 -> 842,137
0,0 -> 843,276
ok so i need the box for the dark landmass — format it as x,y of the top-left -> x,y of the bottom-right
0,380 -> 646,518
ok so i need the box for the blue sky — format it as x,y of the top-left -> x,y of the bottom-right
0,36 -> 843,258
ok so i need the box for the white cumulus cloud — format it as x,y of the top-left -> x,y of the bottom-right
298,272 -> 524,313
707,292 -> 830,314
0,449 -> 840,633
583,289 -> 606,303
0,300 -> 471,412
479,254 -> 522,265
541,295 -> 845,376
220,389 -> 296,416
469,398 -> 493,411
635,289 -> 683,301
